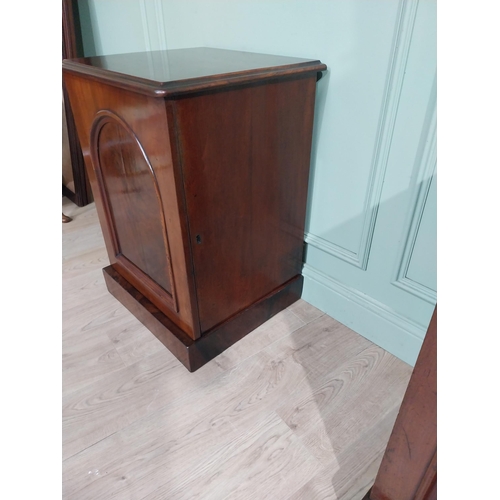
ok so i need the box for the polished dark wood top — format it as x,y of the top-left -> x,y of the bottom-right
62,47 -> 326,97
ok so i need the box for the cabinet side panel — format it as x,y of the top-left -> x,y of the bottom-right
175,76 -> 317,333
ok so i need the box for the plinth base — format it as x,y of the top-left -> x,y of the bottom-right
103,265 -> 303,372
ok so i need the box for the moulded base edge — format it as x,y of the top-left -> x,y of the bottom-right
103,265 -> 303,372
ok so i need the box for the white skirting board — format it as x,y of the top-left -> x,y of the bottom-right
302,264 -> 425,367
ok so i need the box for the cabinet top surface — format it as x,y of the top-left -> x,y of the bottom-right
62,47 -> 326,97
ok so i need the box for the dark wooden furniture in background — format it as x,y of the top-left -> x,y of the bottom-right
62,0 -> 92,207
363,306 -> 437,500
63,48 -> 326,371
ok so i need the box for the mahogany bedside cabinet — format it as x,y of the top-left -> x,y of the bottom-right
63,47 -> 326,371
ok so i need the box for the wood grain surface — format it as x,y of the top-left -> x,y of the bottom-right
62,47 -> 326,98
368,307 -> 437,500
62,198 -> 412,500
63,74 -> 198,338
173,76 -> 316,333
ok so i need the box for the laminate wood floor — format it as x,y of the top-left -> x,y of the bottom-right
62,198 -> 413,500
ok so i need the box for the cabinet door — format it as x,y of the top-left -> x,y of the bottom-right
64,75 -> 199,339
90,111 -> 176,311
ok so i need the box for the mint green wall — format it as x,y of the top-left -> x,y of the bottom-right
77,0 -> 149,56
77,0 -> 436,366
